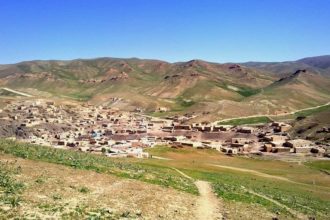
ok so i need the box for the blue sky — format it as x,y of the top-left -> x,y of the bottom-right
0,0 -> 329,64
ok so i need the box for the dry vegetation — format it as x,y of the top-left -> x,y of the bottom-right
0,154 -> 197,219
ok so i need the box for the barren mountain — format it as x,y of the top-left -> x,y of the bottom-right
297,55 -> 330,70
0,56 -> 329,120
243,55 -> 330,77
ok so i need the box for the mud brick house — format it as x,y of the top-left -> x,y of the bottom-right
174,125 -> 191,130
231,138 -> 249,147
284,139 -> 313,148
237,127 -> 254,134
272,122 -> 292,132
272,147 -> 291,153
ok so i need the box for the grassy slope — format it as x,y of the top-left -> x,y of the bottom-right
294,104 -> 330,117
305,160 -> 330,173
0,139 -> 197,194
217,102 -> 330,126
0,89 -> 23,97
144,146 -> 330,219
2,58 -> 330,119
0,140 -> 329,218
0,154 -> 199,219
255,73 -> 330,111
0,160 -> 24,211
0,59 -> 270,110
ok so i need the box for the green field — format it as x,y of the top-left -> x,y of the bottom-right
305,160 -> 330,173
218,116 -> 272,125
218,104 -> 330,125
293,104 -> 330,118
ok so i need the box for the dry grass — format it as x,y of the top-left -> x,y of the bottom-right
0,154 -> 198,219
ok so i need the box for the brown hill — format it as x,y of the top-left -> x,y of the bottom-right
289,110 -> 330,142
297,55 -> 330,70
0,57 -> 329,120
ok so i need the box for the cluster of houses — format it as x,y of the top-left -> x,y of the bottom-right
217,122 -> 328,156
0,100 -> 152,158
0,99 -> 329,159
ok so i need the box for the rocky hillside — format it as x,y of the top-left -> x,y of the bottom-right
289,110 -> 330,142
0,56 -> 330,120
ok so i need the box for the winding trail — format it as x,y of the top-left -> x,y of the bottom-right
172,167 -> 312,219
172,168 -> 223,220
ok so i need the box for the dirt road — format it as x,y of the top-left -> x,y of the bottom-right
152,156 -> 173,160
211,164 -> 290,181
214,101 -> 330,124
1,87 -> 33,97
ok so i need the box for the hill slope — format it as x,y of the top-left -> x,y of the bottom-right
0,56 -> 330,120
243,55 -> 330,77
289,107 -> 330,142
1,140 -> 329,219
297,55 -> 330,70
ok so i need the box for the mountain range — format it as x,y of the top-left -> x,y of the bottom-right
0,55 -> 330,121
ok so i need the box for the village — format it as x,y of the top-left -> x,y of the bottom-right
0,99 -> 329,159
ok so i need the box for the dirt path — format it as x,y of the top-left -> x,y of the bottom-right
172,168 -> 193,180
152,156 -> 173,160
172,166 -> 317,219
172,168 -> 223,220
208,165 -> 314,219
211,164 -> 330,191
195,180 -> 223,220
211,164 -> 290,181
214,101 -> 330,124
246,189 -> 307,219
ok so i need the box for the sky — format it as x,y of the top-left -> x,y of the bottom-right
0,0 -> 329,64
